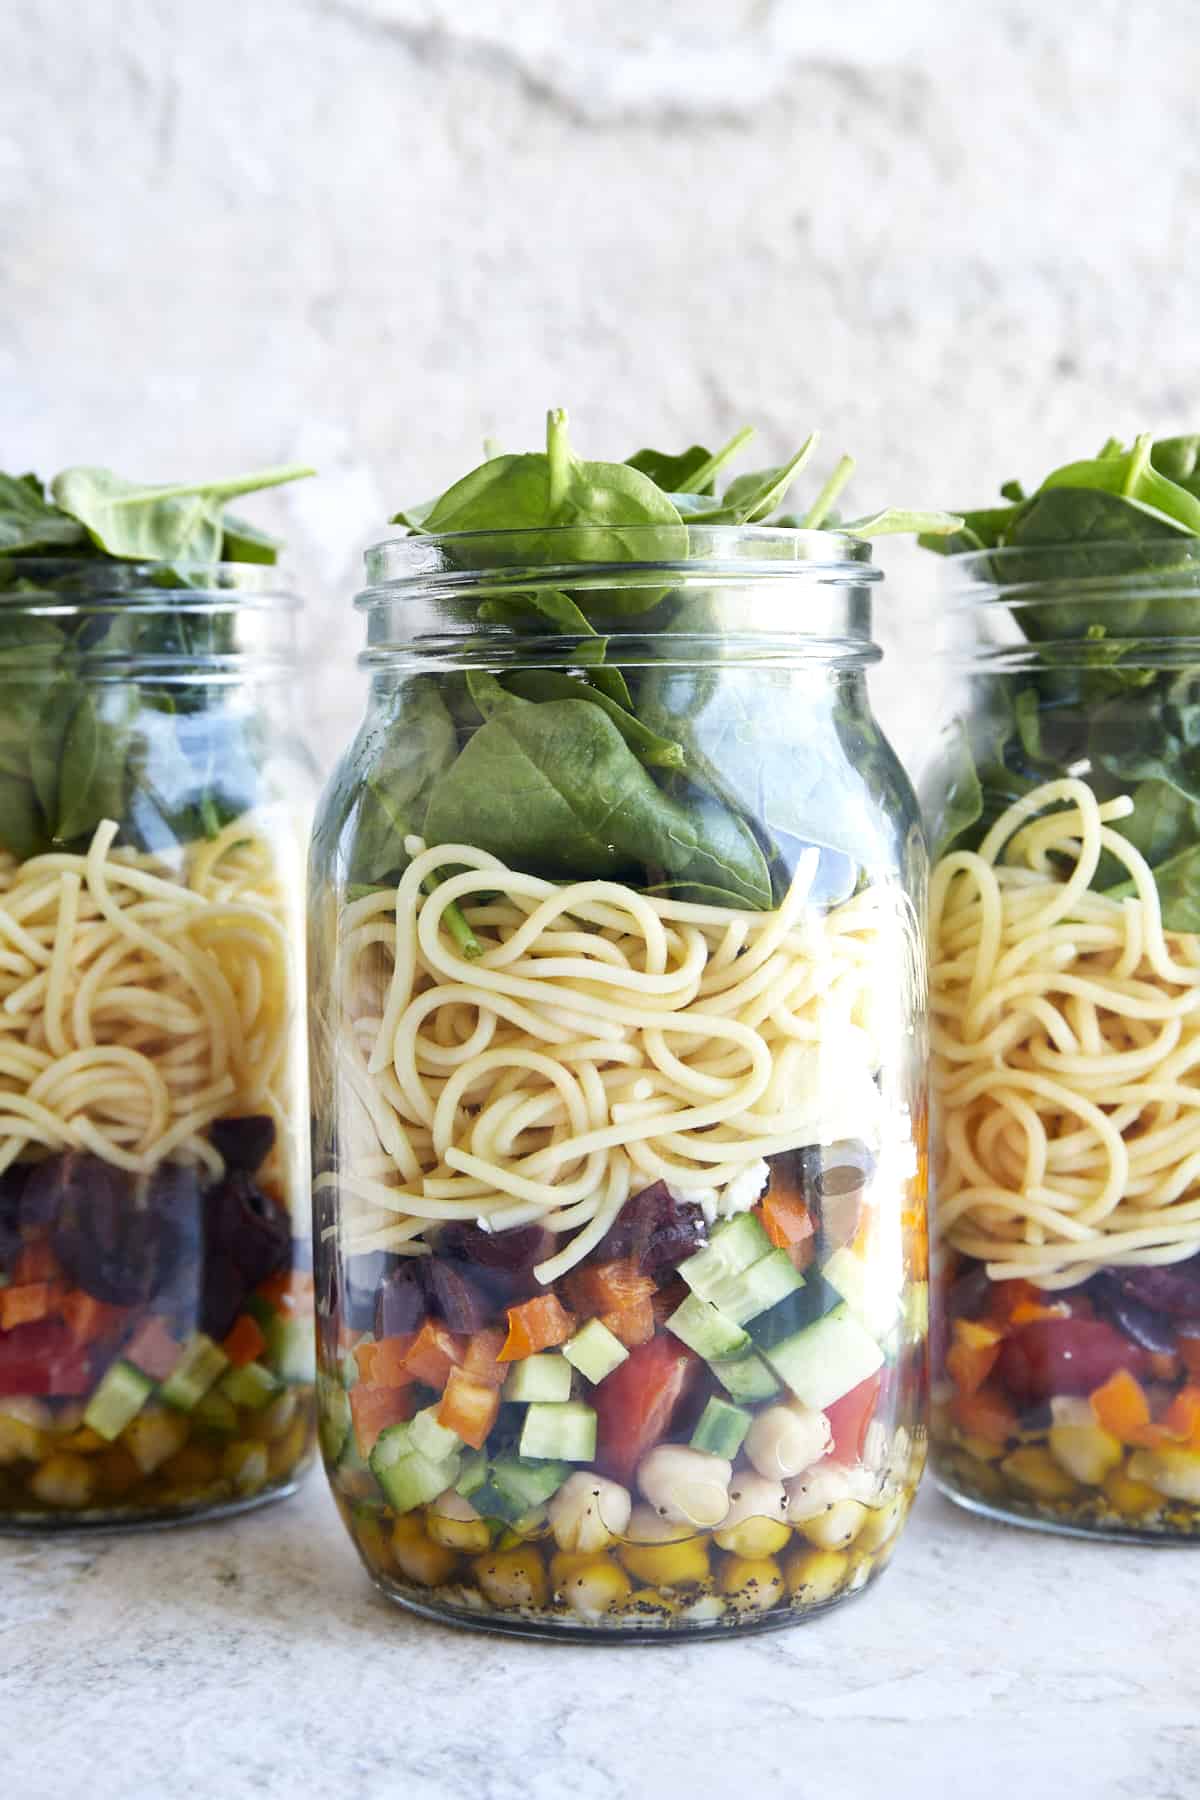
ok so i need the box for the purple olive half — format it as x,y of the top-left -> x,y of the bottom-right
435,1222 -> 553,1304
50,1153 -> 190,1307
593,1181 -> 707,1275
209,1115 -> 277,1176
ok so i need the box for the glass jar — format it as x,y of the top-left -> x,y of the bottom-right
0,559 -> 316,1528
925,541 -> 1200,1540
310,526 -> 928,1638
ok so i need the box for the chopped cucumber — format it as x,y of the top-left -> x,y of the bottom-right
370,1440 -> 460,1514
409,1405 -> 463,1464
194,1389 -> 240,1436
340,1345 -> 365,1389
711,1348 -> 781,1404
317,1377 -> 352,1463
489,1453 -> 571,1511
562,1319 -> 628,1385
666,1292 -> 750,1361
690,1396 -> 753,1459
748,1272 -> 841,1351
83,1360 -> 153,1442
822,1246 -> 900,1341
679,1212 -> 772,1301
700,1247 -> 806,1326
762,1302 -> 884,1410
455,1448 -> 489,1499
267,1312 -> 316,1385
218,1361 -> 283,1411
502,1353 -> 573,1404
159,1334 -> 228,1412
519,1400 -> 597,1462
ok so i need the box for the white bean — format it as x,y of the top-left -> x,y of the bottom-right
714,1473 -> 790,1556
785,1461 -> 875,1521
547,1471 -> 632,1554
745,1402 -> 832,1480
637,1445 -> 732,1527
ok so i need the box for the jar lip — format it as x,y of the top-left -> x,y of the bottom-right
942,538 -> 1200,590
0,556 -> 300,607
362,523 -> 880,587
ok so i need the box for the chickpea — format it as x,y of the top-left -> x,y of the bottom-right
800,1499 -> 868,1550
619,1505 -> 711,1588
637,1445 -> 731,1528
392,1515 -> 460,1588
473,1545 -> 549,1611
547,1471 -> 632,1554
785,1461 -> 873,1521
554,1555 -> 633,1621
427,1488 -> 491,1554
718,1555 -> 785,1616
744,1403 -> 831,1481
714,1474 -> 791,1557
784,1545 -> 850,1606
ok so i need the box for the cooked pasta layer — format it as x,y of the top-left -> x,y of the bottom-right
0,818 -> 298,1192
931,777 -> 1200,1286
327,841 -> 894,1277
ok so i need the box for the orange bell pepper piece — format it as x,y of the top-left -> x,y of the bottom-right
59,1290 -> 129,1347
497,1294 -> 575,1362
437,1366 -> 502,1450
951,1382 -> 1018,1446
1178,1335 -> 1200,1380
401,1321 -> 465,1390
1090,1368 -> 1153,1444
350,1383 -> 416,1457
356,1334 -> 417,1388
461,1328 -> 507,1389
564,1259 -> 655,1321
946,1317 -> 1004,1398
1009,1300 -> 1070,1326
0,1281 -> 61,1331
758,1190 -> 817,1270
600,1296 -> 656,1349
221,1313 -> 268,1367
1142,1386 -> 1200,1452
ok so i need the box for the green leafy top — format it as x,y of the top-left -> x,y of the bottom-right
1,461 -> 314,565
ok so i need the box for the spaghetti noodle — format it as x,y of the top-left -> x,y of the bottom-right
931,777 -> 1200,1286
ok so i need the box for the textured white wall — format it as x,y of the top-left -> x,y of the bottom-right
5,0 -> 1200,773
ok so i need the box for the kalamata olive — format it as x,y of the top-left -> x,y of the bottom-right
1087,1275 -> 1178,1354
945,1262 -> 994,1323
0,1163 -> 27,1269
209,1115 -> 277,1176
436,1222 -> 553,1303
199,1171 -> 291,1338
374,1261 -> 428,1338
200,1251 -> 250,1341
51,1153 -> 186,1307
593,1181 -> 707,1275
1115,1261 -> 1200,1320
421,1258 -> 489,1332
996,1318 -> 1148,1407
19,1153 -> 76,1230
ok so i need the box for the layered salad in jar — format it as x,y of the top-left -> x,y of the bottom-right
312,415 -> 948,1633
0,461 -> 316,1524
925,433 -> 1200,1535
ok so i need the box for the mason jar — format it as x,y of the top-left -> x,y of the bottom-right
0,559 -> 316,1528
310,526 -> 928,1639
925,541 -> 1200,1540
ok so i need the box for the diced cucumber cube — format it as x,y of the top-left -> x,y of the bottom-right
502,1353 -> 573,1404
159,1334 -> 228,1412
409,1405 -> 462,1464
218,1361 -> 283,1411
194,1389 -> 240,1436
83,1360 -> 153,1442
679,1213 -> 772,1301
317,1377 -> 352,1464
267,1312 -> 316,1385
371,1446 -> 460,1515
563,1319 -> 628,1385
701,1248 -> 806,1326
666,1293 -> 750,1361
519,1400 -> 597,1463
486,1453 -> 571,1517
455,1448 -> 489,1499
822,1246 -> 900,1341
690,1396 -> 753,1459
748,1273 -> 840,1352
762,1302 -> 884,1410
711,1349 -> 781,1404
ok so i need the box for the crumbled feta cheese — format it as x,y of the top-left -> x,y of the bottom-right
718,1159 -> 771,1217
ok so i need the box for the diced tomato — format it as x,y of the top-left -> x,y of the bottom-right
350,1383 -> 416,1457
600,1296 -> 656,1349
822,1371 -> 881,1464
564,1258 -> 655,1321
593,1333 -> 700,1484
0,1282 -> 63,1332
497,1294 -> 575,1362
437,1367 -> 501,1449
122,1315 -> 184,1381
758,1190 -> 816,1271
221,1313 -> 268,1367
997,1318 -> 1147,1407
0,1318 -> 92,1397
951,1381 -> 1018,1447
402,1321 -> 465,1390
59,1291 -> 131,1349
461,1328 -> 507,1389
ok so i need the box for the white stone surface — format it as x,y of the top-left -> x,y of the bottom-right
2,1474 -> 1198,1800
5,1 -> 1200,778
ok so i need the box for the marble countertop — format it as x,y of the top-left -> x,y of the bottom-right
3,1474 -> 1198,1800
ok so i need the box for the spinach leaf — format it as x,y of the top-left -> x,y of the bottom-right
473,669 -> 684,771
51,463 -> 313,562
0,474 -> 88,555
422,689 -> 772,908
220,512 -> 282,564
347,677 -> 457,885
625,428 -> 754,496
684,437 -> 818,526
55,688 -> 138,843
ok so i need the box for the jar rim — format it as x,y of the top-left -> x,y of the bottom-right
941,538 -> 1200,593
362,523 -> 880,588
0,556 -> 300,609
